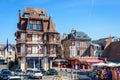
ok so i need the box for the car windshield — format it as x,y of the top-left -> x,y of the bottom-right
26,70 -> 33,72
9,78 -> 21,80
34,71 -> 41,73
15,69 -> 22,72
50,69 -> 57,72
40,69 -> 45,72
2,71 -> 11,74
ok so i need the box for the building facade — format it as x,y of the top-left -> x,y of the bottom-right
15,8 -> 59,70
61,29 -> 93,58
0,44 -> 16,64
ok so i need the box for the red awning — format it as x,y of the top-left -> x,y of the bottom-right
85,59 -> 103,63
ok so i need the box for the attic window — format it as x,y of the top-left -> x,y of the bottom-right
83,35 -> 87,38
40,14 -> 44,19
77,36 -> 80,38
24,13 -> 29,18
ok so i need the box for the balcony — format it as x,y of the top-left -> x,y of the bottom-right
17,39 -> 26,43
26,40 -> 43,44
17,52 -> 26,57
47,53 -> 56,57
48,40 -> 59,45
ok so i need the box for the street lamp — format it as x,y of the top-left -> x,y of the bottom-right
44,34 -> 48,70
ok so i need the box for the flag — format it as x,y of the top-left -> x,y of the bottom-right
37,44 -> 42,52
6,38 -> 8,52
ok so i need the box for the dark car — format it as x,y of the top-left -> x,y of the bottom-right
14,69 -> 23,76
1,69 -> 9,73
1,70 -> 11,80
47,69 -> 58,75
40,69 -> 47,75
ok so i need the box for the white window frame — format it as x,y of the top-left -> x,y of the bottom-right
32,34 -> 38,41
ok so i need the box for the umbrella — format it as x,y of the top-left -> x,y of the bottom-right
92,62 -> 107,66
106,62 -> 117,67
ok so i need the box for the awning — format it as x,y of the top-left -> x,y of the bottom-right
85,59 -> 103,63
27,58 -> 41,61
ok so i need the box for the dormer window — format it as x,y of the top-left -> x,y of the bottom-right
28,20 -> 42,30
24,13 -> 29,18
40,14 -> 44,19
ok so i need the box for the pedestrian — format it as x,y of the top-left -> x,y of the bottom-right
107,68 -> 112,80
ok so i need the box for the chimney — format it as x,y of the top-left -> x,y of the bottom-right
18,10 -> 21,21
63,33 -> 67,39
71,29 -> 76,34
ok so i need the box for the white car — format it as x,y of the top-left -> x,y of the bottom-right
32,70 -> 43,79
9,76 -> 21,80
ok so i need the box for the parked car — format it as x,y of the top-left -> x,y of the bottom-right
40,69 -> 47,75
1,69 -> 9,73
1,70 -> 11,80
14,69 -> 23,76
25,69 -> 34,76
9,76 -> 21,80
47,69 -> 58,75
31,70 -> 43,79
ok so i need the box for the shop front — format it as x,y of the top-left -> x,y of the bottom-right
26,57 -> 42,69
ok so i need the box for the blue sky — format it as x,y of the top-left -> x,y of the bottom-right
0,0 -> 120,44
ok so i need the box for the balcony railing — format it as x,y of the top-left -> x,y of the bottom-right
26,40 -> 43,44
48,53 -> 56,57
17,52 -> 26,57
17,39 -> 26,43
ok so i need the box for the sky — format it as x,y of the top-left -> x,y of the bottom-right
0,0 -> 120,44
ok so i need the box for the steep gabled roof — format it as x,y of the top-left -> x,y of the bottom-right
102,41 -> 120,62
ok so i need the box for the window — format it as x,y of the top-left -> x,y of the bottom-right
21,44 -> 25,53
36,24 -> 41,30
77,42 -> 80,47
27,46 -> 32,54
40,14 -> 44,19
77,50 -> 80,56
86,43 -> 89,48
29,24 -> 33,30
32,34 -> 38,41
24,14 -> 29,18
27,61 -> 34,68
32,45 -> 38,54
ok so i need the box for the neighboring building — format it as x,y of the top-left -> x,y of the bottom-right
101,41 -> 120,62
0,44 -> 16,64
98,36 -> 119,50
91,43 -> 101,57
61,29 -> 92,58
15,8 -> 59,70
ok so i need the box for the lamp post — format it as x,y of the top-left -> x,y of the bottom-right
44,34 -> 48,70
